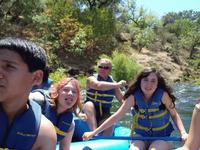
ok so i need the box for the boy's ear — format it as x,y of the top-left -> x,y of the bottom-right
32,70 -> 44,86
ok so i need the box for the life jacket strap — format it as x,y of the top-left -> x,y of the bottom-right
86,95 -> 113,104
130,109 -> 139,136
138,108 -> 159,113
138,109 -> 168,119
55,126 -> 67,136
87,91 -> 113,116
87,91 -> 114,97
135,121 -> 170,131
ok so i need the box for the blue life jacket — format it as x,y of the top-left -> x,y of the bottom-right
0,100 -> 41,150
131,88 -> 174,137
32,78 -> 53,91
86,74 -> 115,109
31,89 -> 73,142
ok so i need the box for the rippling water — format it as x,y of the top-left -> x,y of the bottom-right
111,83 -> 200,149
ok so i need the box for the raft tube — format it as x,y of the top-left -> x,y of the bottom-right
56,118 -> 131,150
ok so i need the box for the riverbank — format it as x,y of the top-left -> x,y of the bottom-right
129,48 -> 197,84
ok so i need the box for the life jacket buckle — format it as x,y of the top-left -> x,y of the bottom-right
139,109 -> 145,114
146,128 -> 153,136
140,115 -> 146,119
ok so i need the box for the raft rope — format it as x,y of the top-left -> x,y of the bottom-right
93,136 -> 182,141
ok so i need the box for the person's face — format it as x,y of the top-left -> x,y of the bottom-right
140,72 -> 158,98
98,61 -> 111,78
57,81 -> 78,111
0,49 -> 38,105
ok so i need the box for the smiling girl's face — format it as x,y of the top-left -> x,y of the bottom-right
57,81 -> 78,112
140,72 -> 158,99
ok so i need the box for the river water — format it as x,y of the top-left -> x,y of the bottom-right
111,83 -> 200,149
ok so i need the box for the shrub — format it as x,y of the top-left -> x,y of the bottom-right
49,68 -> 66,83
111,51 -> 142,82
77,75 -> 87,89
196,78 -> 200,85
95,52 -> 141,83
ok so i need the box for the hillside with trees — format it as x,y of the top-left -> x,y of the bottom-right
0,0 -> 200,83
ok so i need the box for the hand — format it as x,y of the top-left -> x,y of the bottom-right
78,112 -> 87,121
196,98 -> 200,104
196,98 -> 200,108
82,131 -> 95,141
181,132 -> 188,142
119,80 -> 127,87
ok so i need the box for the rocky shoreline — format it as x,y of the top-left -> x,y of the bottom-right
131,48 -> 192,84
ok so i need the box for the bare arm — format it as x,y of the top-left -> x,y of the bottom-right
114,87 -> 124,104
162,92 -> 187,140
32,115 -> 57,150
87,76 -> 126,91
82,95 -> 135,140
184,103 -> 200,150
59,122 -> 75,150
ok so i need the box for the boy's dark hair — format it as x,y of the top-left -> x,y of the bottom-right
0,37 -> 48,82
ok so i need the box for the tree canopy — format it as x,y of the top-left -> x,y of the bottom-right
0,0 -> 200,80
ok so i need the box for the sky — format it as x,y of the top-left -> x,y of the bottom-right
136,0 -> 200,18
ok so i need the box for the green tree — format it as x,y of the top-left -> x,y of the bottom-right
178,20 -> 200,58
134,28 -> 156,51
170,19 -> 200,58
76,0 -> 120,10
0,0 -> 45,23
